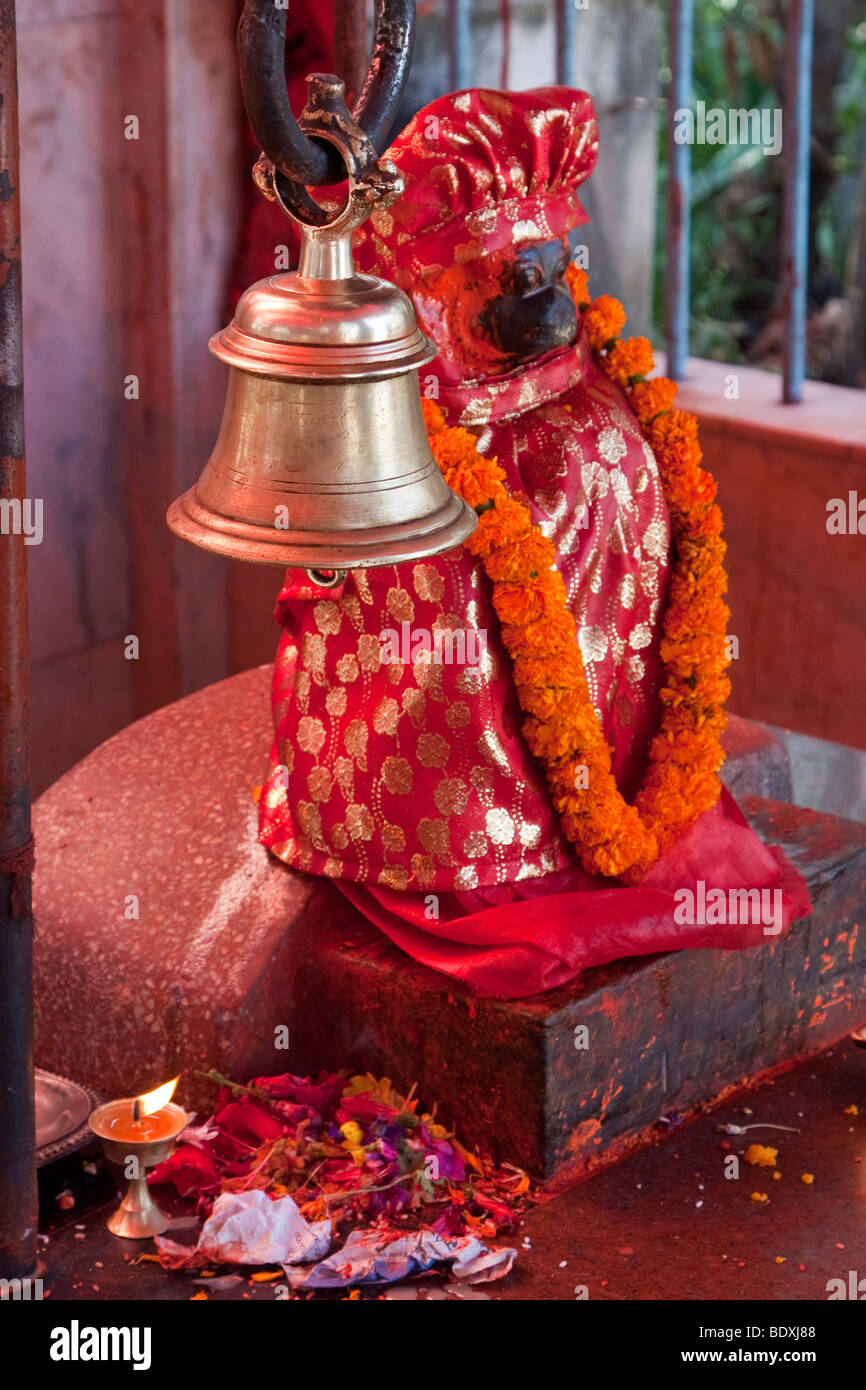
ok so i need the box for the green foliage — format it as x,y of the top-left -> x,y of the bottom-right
654,1 -> 866,368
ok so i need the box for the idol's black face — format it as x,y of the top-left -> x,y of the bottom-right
478,237 -> 578,362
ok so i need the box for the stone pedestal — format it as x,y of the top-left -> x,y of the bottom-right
33,665 -> 866,1180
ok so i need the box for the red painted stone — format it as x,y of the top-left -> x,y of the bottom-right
34,664 -> 858,1186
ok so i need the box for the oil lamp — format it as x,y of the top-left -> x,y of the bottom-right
89,1077 -> 187,1238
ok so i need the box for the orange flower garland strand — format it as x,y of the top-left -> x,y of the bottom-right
421,265 -> 731,883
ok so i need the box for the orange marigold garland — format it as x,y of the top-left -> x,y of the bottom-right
420,268 -> 731,883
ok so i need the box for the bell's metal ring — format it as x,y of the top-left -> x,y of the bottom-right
307,568 -> 347,589
253,75 -> 404,284
253,74 -> 404,234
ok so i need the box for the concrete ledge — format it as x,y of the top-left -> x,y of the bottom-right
659,353 -> 866,464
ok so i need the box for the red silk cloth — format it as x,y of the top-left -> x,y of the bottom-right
256,85 -> 811,996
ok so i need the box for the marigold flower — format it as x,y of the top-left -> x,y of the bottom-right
582,294 -> 627,351
565,263 -> 590,309
484,530 -> 557,584
604,336 -> 655,387
630,377 -> 678,423
421,397 -> 447,434
745,1144 -> 778,1168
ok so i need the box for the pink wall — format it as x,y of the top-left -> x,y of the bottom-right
673,358 -> 866,752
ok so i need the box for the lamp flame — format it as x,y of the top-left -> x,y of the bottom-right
137,1076 -> 179,1116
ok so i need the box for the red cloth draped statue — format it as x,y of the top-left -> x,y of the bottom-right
258,87 -> 811,996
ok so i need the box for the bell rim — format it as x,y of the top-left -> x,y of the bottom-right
166,487 -> 478,570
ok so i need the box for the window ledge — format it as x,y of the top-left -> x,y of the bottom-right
654,354 -> 866,464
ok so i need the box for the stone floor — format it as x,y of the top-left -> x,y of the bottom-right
35,1036 -> 865,1302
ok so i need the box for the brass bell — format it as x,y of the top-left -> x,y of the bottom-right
167,120 -> 476,584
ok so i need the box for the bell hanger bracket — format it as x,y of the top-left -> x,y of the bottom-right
252,73 -> 404,280
237,0 -> 415,191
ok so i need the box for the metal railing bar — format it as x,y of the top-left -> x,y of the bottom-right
665,0 -> 694,382
781,0 -> 814,404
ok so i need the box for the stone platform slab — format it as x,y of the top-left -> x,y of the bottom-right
284,798 -> 866,1182
32,664 -> 865,1183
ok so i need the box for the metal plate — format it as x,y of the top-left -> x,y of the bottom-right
35,1068 -> 100,1167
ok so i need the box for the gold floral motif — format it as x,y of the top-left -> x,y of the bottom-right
581,460 -> 609,502
454,866 -> 479,891
485,807 -> 516,846
344,719 -> 368,767
372,696 -> 400,736
417,732 -> 449,768
346,803 -> 374,842
381,755 -> 413,795
370,205 -> 393,237
598,425 -> 628,465
445,701 -> 471,730
410,854 -> 436,888
642,519 -> 668,560
414,660 -> 444,700
331,823 -> 349,850
578,625 -> 608,664
325,687 -> 347,718
469,765 -> 495,798
629,622 -> 652,651
463,830 -> 488,858
301,633 -> 326,679
610,467 -> 632,508
617,574 -> 637,609
357,633 -> 382,673
314,600 -> 342,635
615,691 -> 636,728
540,847 -> 559,874
586,551 -> 604,595
627,655 -> 645,684
519,822 -> 542,849
334,756 -> 354,798
401,687 -> 426,725
352,570 -> 374,606
297,715 -> 326,756
456,668 -> 482,696
322,856 -> 344,878
386,585 -> 414,624
639,558 -> 659,595
413,563 -> 445,603
307,766 -> 333,802
379,864 -> 408,891
434,776 -> 469,817
297,801 -> 324,847
478,111 -> 503,139
382,822 -> 407,852
418,818 -> 450,856
336,653 -> 360,684
515,861 -> 543,881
